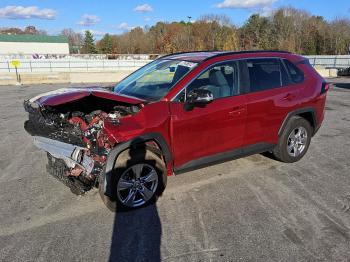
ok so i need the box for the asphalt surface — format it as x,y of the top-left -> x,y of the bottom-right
0,79 -> 350,262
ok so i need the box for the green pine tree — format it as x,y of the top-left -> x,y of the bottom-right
82,30 -> 97,54
100,33 -> 113,54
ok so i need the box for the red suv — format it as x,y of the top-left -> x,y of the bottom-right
24,51 -> 328,211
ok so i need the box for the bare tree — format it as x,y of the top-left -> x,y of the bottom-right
60,28 -> 84,54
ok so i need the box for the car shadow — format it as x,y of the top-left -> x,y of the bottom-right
109,204 -> 162,262
108,142 -> 163,262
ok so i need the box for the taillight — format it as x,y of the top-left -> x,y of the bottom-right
321,82 -> 329,94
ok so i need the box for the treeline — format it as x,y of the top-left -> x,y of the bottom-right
84,7 -> 350,55
3,7 -> 348,55
0,26 -> 47,35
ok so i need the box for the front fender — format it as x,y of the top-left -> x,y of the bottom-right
102,132 -> 172,198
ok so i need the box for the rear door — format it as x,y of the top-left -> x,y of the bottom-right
243,58 -> 303,146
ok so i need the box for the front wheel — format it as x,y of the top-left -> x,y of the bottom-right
99,148 -> 167,211
116,163 -> 159,208
273,116 -> 312,163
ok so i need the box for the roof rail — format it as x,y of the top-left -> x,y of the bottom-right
157,50 -> 291,61
157,50 -> 217,60
203,50 -> 291,61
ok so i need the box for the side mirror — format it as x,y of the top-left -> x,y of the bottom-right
186,89 -> 214,105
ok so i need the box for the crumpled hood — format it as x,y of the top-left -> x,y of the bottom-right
28,87 -> 145,106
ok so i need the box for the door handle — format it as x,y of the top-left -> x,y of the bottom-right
283,93 -> 296,101
229,105 -> 246,116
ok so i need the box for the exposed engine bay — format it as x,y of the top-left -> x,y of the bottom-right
24,91 -> 141,195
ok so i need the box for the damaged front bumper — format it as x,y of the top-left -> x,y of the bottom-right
33,136 -> 94,174
33,136 -> 102,195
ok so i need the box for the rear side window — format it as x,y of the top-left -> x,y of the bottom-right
283,59 -> 304,84
246,58 -> 284,92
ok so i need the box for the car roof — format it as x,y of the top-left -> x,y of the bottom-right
161,50 -> 292,63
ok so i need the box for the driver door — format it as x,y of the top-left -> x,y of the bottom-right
169,61 -> 247,168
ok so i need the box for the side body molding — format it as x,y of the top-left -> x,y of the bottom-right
103,132 -> 172,197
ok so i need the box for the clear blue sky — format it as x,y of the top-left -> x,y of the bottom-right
0,0 -> 349,36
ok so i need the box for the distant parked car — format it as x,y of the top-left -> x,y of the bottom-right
337,67 -> 350,77
24,50 -> 329,211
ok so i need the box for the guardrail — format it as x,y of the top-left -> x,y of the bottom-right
0,59 -> 152,73
0,53 -> 161,60
1,55 -> 349,74
305,55 -> 350,69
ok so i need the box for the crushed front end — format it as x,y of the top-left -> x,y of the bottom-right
24,88 -> 142,195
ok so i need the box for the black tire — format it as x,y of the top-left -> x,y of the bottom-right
273,116 -> 313,163
99,148 -> 167,212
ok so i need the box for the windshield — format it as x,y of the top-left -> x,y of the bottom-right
114,59 -> 197,101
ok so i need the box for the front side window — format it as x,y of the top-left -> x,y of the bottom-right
176,62 -> 239,102
246,58 -> 285,92
114,59 -> 197,101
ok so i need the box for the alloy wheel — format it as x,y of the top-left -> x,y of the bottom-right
287,126 -> 308,157
116,163 -> 158,207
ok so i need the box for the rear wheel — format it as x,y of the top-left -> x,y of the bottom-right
99,149 -> 167,211
273,116 -> 312,163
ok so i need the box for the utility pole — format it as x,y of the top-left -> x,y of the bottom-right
187,16 -> 192,51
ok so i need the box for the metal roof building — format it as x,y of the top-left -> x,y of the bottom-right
0,34 -> 69,55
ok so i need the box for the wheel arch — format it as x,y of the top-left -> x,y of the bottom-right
278,107 -> 317,137
103,132 -> 172,198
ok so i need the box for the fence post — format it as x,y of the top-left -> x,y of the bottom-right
30,60 -> 32,72
7,61 -> 10,72
50,61 -> 52,72
86,61 -> 89,72
69,60 -> 71,72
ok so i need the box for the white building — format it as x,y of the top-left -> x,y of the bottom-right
0,34 -> 69,55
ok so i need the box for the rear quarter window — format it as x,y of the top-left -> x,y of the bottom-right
283,59 -> 304,84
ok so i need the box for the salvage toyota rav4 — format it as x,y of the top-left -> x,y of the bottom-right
24,51 -> 328,211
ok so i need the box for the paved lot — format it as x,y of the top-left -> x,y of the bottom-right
0,79 -> 350,262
